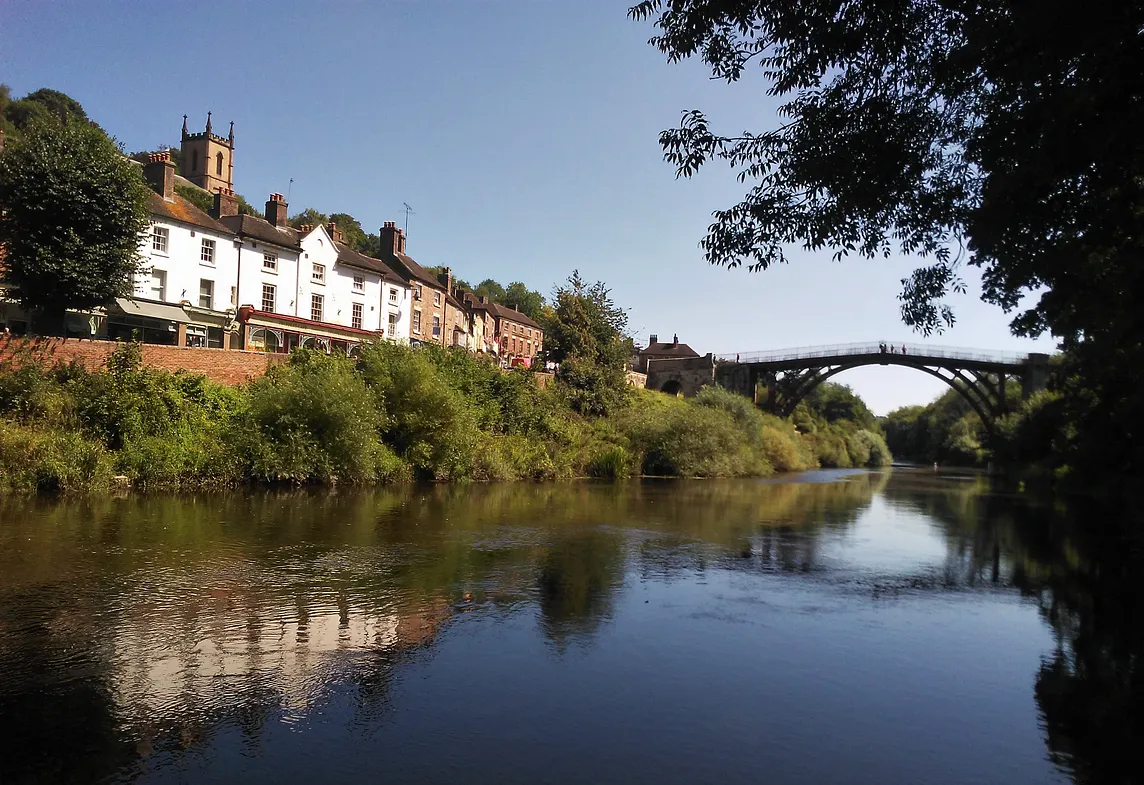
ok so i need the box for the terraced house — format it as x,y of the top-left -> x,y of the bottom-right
3,112 -> 541,363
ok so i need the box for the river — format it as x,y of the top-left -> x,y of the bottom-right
0,469 -> 1139,784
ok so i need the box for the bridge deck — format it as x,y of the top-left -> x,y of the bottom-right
717,342 -> 1031,369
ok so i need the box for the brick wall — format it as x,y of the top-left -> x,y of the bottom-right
0,336 -> 283,385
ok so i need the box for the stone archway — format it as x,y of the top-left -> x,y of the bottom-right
660,379 -> 683,396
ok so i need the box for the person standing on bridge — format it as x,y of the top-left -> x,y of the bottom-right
890,344 -> 896,354
879,343 -> 886,354
902,344 -> 907,355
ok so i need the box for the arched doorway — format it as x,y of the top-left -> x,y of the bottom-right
660,379 -> 683,396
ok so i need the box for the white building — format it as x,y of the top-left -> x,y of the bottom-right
112,151 -> 241,347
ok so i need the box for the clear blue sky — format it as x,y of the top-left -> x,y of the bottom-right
0,0 -> 1057,413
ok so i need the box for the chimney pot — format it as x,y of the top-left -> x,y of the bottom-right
265,193 -> 288,227
143,152 -> 176,200
326,221 -> 343,242
211,186 -> 239,218
650,334 -> 658,345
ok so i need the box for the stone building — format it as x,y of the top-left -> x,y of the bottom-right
637,333 -> 699,372
467,298 -> 544,367
180,112 -> 234,194
376,222 -> 450,346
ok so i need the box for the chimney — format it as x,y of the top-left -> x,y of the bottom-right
211,187 -> 239,218
298,223 -> 313,234
650,334 -> 658,345
326,221 -> 343,243
437,266 -> 452,294
480,295 -> 489,305
264,193 -> 288,227
143,151 -> 175,200
673,334 -> 679,346
380,221 -> 406,256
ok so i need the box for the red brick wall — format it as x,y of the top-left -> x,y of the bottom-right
0,336 -> 283,385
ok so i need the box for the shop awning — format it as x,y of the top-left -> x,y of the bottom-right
113,298 -> 190,324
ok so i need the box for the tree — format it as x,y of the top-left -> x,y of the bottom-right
503,282 -> 545,321
0,116 -> 150,333
544,271 -> 632,415
631,0 -> 1144,485
288,207 -> 328,230
328,212 -> 368,251
473,279 -> 506,303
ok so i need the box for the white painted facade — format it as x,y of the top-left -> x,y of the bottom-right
235,233 -> 302,320
381,278 -> 411,343
298,226 -> 383,333
136,213 -> 239,313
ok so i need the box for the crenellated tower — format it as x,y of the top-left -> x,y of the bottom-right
179,112 -> 234,193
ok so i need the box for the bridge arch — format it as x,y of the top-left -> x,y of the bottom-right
714,343 -> 1047,437
660,379 -> 683,396
779,361 -> 1002,434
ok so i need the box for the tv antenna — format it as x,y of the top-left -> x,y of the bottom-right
403,202 -> 415,236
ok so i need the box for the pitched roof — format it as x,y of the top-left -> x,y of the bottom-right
383,252 -> 444,289
640,341 -> 699,358
218,213 -> 301,251
334,242 -> 405,283
148,192 -> 234,235
477,300 -> 542,330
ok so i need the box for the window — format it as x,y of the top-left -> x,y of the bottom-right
230,286 -> 237,307
216,151 -> 224,176
150,270 -> 167,301
432,315 -> 440,336
414,284 -> 422,301
388,287 -> 398,303
261,283 -> 276,312
200,238 -> 215,265
412,309 -> 422,334
352,302 -> 363,330
311,293 -> 324,322
199,279 -> 213,309
353,275 -> 364,292
191,149 -> 199,172
312,263 -> 325,283
263,252 -> 277,271
388,313 -> 398,338
152,226 -> 169,253
433,291 -> 441,307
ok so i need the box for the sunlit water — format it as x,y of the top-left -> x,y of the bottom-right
1,470 -> 1138,784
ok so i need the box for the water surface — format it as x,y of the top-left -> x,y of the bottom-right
1,470 -> 1138,784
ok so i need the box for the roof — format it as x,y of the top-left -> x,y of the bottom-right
334,242 -> 405,283
384,251 -> 445,289
640,341 -> 699,358
218,214 -> 301,251
476,300 -> 542,331
148,192 -> 234,235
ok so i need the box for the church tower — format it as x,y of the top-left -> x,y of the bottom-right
179,112 -> 234,193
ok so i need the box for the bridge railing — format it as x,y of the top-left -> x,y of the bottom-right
716,342 -> 1030,365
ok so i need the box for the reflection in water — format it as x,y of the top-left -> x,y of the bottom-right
0,473 -> 1138,783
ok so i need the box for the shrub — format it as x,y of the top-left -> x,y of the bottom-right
0,422 -> 113,493
587,444 -> 633,479
239,350 -> 388,483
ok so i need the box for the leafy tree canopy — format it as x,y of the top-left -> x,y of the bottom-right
630,0 -> 1142,340
544,271 -> 632,415
0,116 -> 151,331
1,87 -> 96,139
631,0 -> 1144,485
544,270 -> 629,367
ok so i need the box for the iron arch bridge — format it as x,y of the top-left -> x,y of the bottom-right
713,342 -> 1050,433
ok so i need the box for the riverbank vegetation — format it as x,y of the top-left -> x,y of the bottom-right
0,342 -> 889,494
